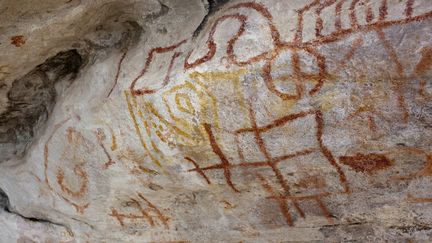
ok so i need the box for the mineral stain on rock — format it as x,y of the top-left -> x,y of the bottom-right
339,153 -> 393,174
415,47 -> 432,75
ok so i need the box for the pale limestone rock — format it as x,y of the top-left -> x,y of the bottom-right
0,0 -> 431,242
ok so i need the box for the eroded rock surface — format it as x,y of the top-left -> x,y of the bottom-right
0,0 -> 431,242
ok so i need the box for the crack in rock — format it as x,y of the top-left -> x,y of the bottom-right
0,188 -> 73,232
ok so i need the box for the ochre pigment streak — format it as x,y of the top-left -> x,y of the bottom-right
407,194 -> 432,203
110,199 -> 154,227
109,126 -> 118,151
258,173 -> 334,226
378,0 -> 388,21
203,123 -> 240,192
315,196 -> 334,222
315,110 -> 350,193
116,0 -> 432,231
339,153 -> 393,174
97,135 -> 116,169
184,157 -> 211,184
405,0 -> 415,18
263,57 -> 302,100
131,1 -> 432,105
230,2 -> 281,44
306,46 -> 327,95
415,47 -> 432,98
376,28 -> 409,122
188,149 -> 316,172
417,153 -> 432,172
334,0 -> 345,30
44,118 -> 70,190
349,0 -> 361,28
138,193 -> 170,229
295,0 -> 320,43
415,47 -> 432,75
125,91 -> 162,168
184,14 -> 247,69
245,100 -> 305,217
185,2 -> 282,69
227,2 -> 282,63
302,8 -> 432,47
110,193 -> 169,229
130,40 -> 187,96
389,148 -> 432,179
10,35 -> 25,47
291,51 -> 306,97
335,38 -> 363,73
376,30 -> 404,76
108,49 -> 128,97
186,106 -> 349,225
44,120 -> 91,214
236,110 -> 313,133
267,0 -> 432,60
257,174 -> 293,226
390,149 -> 432,203
315,0 -> 338,37
271,192 -> 334,224
134,1 -> 432,78
365,0 -> 375,23
56,165 -> 88,198
263,46 -> 328,100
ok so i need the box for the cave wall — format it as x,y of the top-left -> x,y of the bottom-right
0,0 -> 431,242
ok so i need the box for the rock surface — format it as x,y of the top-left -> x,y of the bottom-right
0,0 -> 432,242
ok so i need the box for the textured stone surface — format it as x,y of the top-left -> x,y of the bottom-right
0,0 -> 432,242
